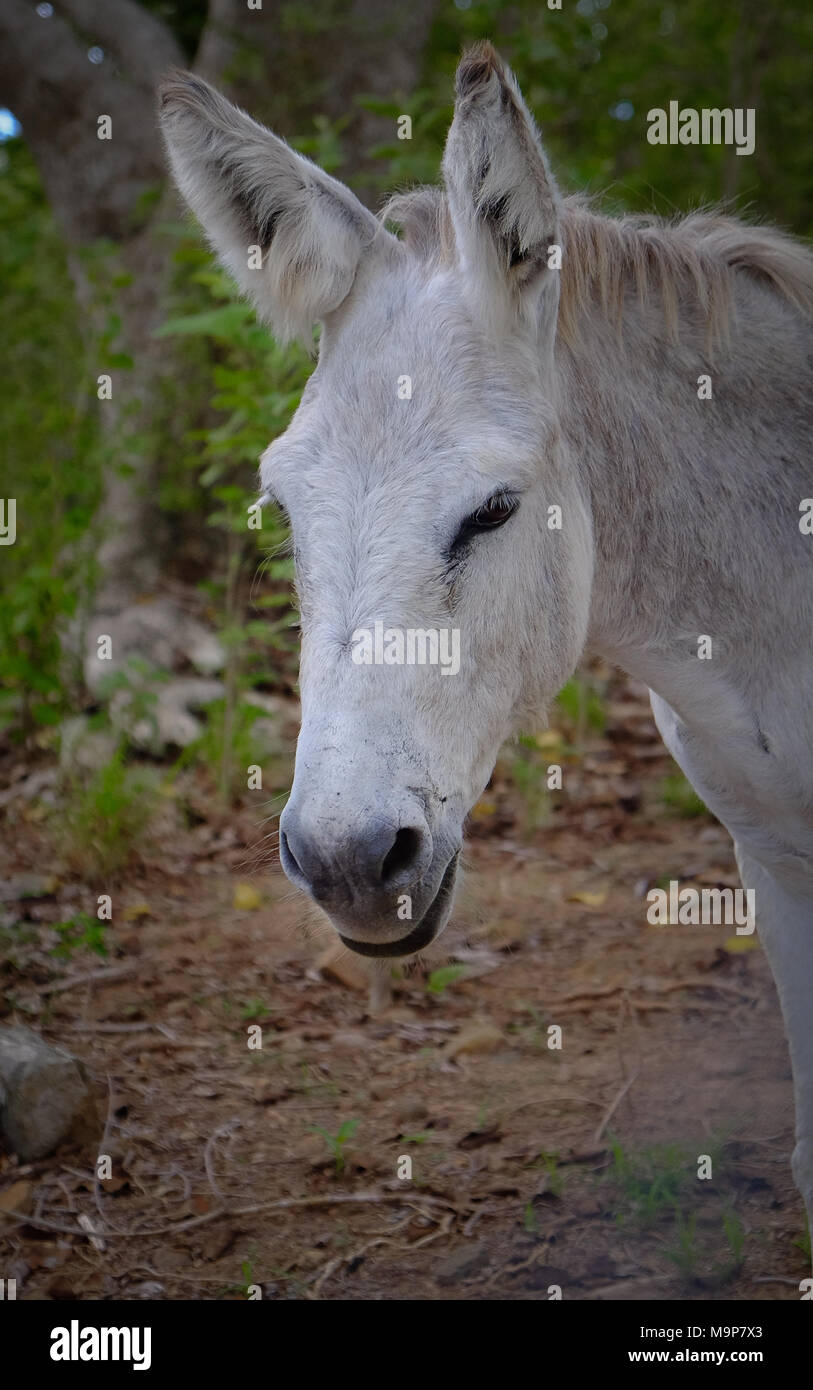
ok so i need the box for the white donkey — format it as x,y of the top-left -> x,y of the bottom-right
160,43 -> 813,1241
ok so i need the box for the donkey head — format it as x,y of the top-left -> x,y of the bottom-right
160,43 -> 593,956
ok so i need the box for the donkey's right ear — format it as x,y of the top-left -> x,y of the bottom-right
159,72 -> 383,345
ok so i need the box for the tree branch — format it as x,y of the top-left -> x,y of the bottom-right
0,0 -> 182,241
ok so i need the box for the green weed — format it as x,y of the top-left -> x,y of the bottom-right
57,746 -> 160,876
309,1119 -> 360,1176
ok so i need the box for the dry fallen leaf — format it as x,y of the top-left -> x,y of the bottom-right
123,901 -> 151,920
722,934 -> 760,953
0,1180 -> 31,1213
233,883 -> 262,910
567,888 -> 608,908
534,729 -> 564,751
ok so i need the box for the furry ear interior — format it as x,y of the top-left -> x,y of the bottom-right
158,72 -> 381,344
442,42 -> 561,336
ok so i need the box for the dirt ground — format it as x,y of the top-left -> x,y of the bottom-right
0,675 -> 807,1301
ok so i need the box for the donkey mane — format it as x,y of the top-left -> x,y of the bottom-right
382,185 -> 813,348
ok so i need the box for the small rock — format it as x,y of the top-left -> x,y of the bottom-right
435,1241 -> 490,1285
0,874 -> 58,903
0,1025 -> 96,1161
58,716 -> 117,775
445,1024 -> 504,1059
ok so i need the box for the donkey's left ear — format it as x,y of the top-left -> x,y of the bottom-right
442,43 -> 561,339
159,72 -> 386,345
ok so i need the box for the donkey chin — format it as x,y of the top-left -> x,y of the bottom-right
278,798 -> 463,958
335,850 -> 461,959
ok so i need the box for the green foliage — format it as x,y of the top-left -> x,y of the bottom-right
3,1 -> 811,766
363,0 -> 813,236
57,746 -> 161,877
606,1134 -> 735,1279
608,1137 -> 694,1227
309,1119 -> 360,1175
794,1218 -> 811,1262
426,963 -> 467,995
523,1201 -> 540,1235
51,911 -> 109,959
509,733 -> 553,834
556,676 -> 607,737
156,248 -> 307,795
660,770 -> 708,818
239,998 -> 273,1022
665,1206 -> 744,1284
175,696 -> 276,801
0,142 -> 100,739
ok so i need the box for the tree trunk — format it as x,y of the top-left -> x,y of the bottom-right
0,0 -> 438,693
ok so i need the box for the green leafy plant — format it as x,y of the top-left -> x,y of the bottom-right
556,675 -> 607,739
426,963 -> 467,996
793,1218 -> 811,1262
607,1138 -> 692,1227
660,771 -> 708,819
524,1201 -> 540,1235
57,745 -> 161,876
0,142 -> 100,741
51,911 -> 109,959
157,258 -> 308,799
665,1206 -> 744,1285
309,1119 -> 360,1175
509,734 -> 553,834
239,998 -> 273,1022
531,1150 -> 564,1197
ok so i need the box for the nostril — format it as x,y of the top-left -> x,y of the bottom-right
381,826 -> 422,886
280,829 -> 304,880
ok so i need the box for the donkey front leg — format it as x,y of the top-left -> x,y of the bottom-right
735,843 -> 813,1255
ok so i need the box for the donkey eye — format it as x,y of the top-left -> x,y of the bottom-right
451,491 -> 518,550
471,493 -> 518,527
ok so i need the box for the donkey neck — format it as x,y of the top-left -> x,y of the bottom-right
557,276 -> 813,730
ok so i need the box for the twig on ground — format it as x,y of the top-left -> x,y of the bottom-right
593,1069 -> 641,1146
0,1189 -> 460,1241
40,965 -> 138,995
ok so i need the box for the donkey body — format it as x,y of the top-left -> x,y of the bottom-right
160,44 -> 813,1242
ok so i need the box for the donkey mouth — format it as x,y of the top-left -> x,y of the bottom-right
339,852 -> 459,958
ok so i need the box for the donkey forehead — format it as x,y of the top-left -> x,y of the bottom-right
261,269 -> 551,507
